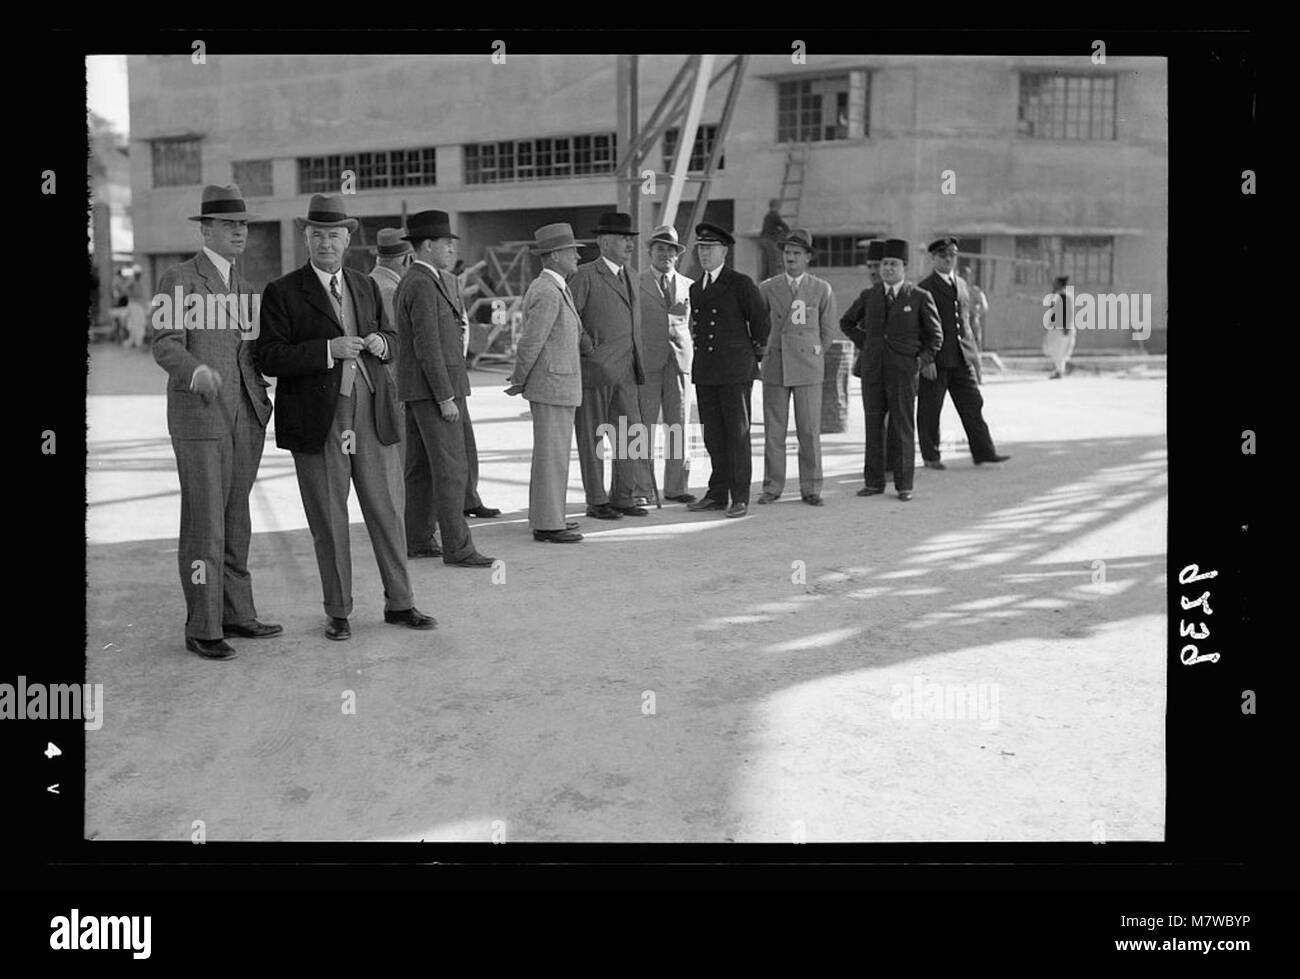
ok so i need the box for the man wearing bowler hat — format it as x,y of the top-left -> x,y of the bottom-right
393,209 -> 496,569
757,228 -> 838,506
568,211 -> 653,520
686,222 -> 769,518
916,236 -> 1009,470
506,223 -> 585,543
256,193 -> 435,640
839,237 -> 942,501
636,224 -> 696,505
152,184 -> 278,660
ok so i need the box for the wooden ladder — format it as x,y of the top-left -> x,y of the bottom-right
776,142 -> 812,224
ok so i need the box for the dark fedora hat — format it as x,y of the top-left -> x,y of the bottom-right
403,209 -> 459,242
299,193 -> 358,232
695,222 -> 734,247
928,235 -> 960,254
882,238 -> 910,263
188,184 -> 257,222
376,228 -> 413,256
530,222 -> 579,255
591,212 -> 639,236
780,228 -> 815,253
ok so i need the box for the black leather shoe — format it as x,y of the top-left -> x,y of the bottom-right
534,529 -> 583,543
449,552 -> 496,567
612,504 -> 648,517
384,607 -> 437,630
857,486 -> 885,497
687,497 -> 726,511
923,460 -> 946,470
975,454 -> 1011,465
464,506 -> 502,518
407,542 -> 443,559
757,492 -> 780,504
665,493 -> 697,503
725,502 -> 749,518
325,617 -> 351,641
802,494 -> 825,506
223,619 -> 283,639
586,504 -> 624,520
186,637 -> 238,660
898,491 -> 914,501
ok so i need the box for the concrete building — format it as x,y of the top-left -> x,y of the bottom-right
127,53 -> 1167,352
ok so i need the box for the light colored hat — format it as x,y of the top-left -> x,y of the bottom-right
531,223 -> 578,255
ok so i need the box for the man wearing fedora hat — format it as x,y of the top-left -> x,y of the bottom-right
636,224 -> 696,505
506,224 -> 585,543
757,228 -> 839,506
568,211 -> 653,520
393,209 -> 495,569
916,236 -> 1009,470
152,183 -> 278,660
257,193 -> 434,640
839,237 -> 942,501
686,222 -> 770,518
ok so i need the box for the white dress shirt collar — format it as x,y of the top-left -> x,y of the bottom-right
786,273 -> 804,292
601,256 -> 625,278
311,261 -> 344,296
203,246 -> 232,286
543,267 -> 568,289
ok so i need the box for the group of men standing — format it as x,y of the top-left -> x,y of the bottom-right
151,183 -> 1011,658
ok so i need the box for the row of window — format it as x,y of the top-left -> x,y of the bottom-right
809,235 -> 1113,284
150,71 -> 1120,189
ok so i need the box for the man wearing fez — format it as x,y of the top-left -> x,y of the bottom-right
256,193 -> 435,640
916,236 -> 1009,470
842,238 -> 898,475
635,225 -> 696,505
757,228 -> 838,506
393,210 -> 496,569
839,238 -> 942,501
152,184 -> 278,660
569,212 -> 652,520
506,224 -> 585,543
685,222 -> 770,518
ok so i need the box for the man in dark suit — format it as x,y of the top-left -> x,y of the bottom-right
393,210 -> 495,569
842,238 -> 898,475
685,223 -> 770,518
256,194 -> 434,640
569,212 -> 651,520
916,237 -> 1009,470
636,224 -> 695,505
152,184 -> 279,660
839,238 -> 942,501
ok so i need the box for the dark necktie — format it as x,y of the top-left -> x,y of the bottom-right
662,273 -> 674,306
885,287 -> 895,310
330,273 -> 342,310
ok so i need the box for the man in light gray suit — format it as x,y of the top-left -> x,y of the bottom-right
152,184 -> 278,661
568,212 -> 651,520
636,225 -> 696,505
506,224 -> 585,543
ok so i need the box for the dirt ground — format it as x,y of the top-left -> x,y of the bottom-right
86,344 -> 1166,842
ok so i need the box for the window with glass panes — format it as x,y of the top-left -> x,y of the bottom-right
812,235 -> 874,268
1014,235 -> 1115,286
662,125 -> 725,172
151,138 -> 202,187
464,133 -> 618,184
777,72 -> 869,143
296,147 -> 437,194
1018,73 -> 1117,140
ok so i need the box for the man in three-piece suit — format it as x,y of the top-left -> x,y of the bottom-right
916,236 -> 1009,470
757,228 -> 839,507
635,224 -> 696,505
839,237 -> 943,501
255,194 -> 434,641
506,223 -> 585,543
393,209 -> 495,569
569,212 -> 652,521
152,184 -> 279,660
685,222 -> 770,519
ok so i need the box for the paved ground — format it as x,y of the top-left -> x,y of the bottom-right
86,342 -> 1166,842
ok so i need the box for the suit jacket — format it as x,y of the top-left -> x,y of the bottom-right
839,281 -> 943,376
637,267 -> 693,376
255,263 -> 400,453
369,264 -> 402,329
758,272 -> 839,387
689,266 -> 770,385
394,262 -> 470,404
918,271 -> 980,370
511,271 -> 583,408
152,251 -> 273,439
568,258 -> 645,389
